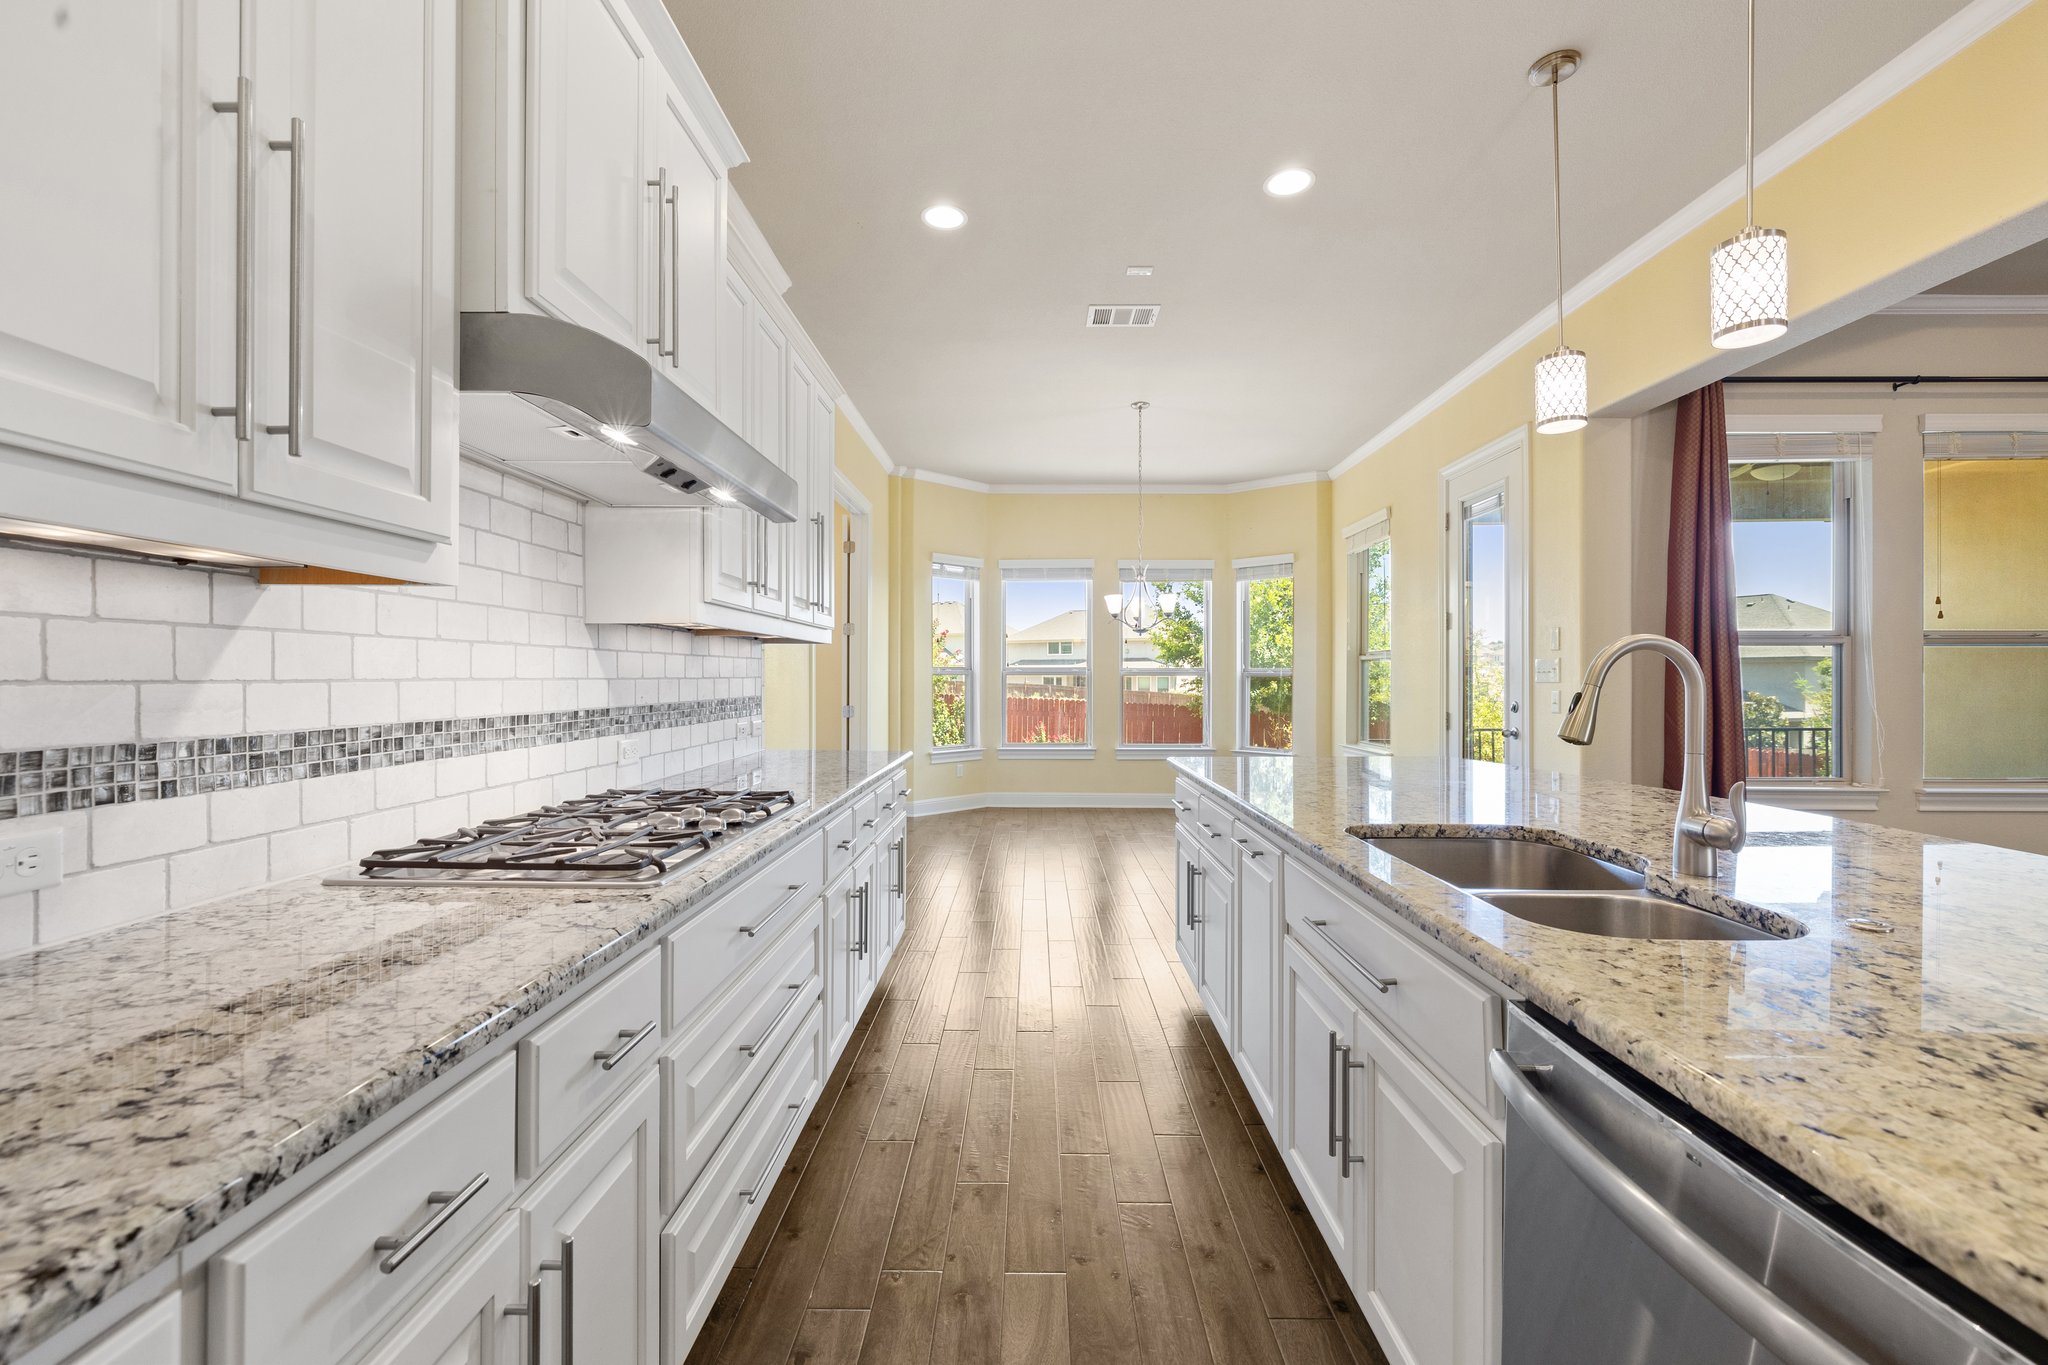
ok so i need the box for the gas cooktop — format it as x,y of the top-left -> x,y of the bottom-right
324,786 -> 800,888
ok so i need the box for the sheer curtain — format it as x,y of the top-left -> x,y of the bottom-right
1664,382 -> 1746,796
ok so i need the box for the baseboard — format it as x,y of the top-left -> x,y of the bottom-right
909,791 -> 1175,818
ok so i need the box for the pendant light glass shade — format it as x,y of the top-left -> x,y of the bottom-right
1709,225 -> 1789,348
1533,346 -> 1588,435
1107,401 -> 1170,635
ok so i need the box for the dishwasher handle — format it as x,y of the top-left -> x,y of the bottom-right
1489,1051 -> 1868,1365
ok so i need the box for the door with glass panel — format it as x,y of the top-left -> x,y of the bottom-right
1444,445 -> 1525,766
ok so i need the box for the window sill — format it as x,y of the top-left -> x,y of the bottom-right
929,747 -> 984,763
1341,742 -> 1393,759
1747,783 -> 1887,813
1230,747 -> 1293,759
1116,745 -> 1215,761
1916,783 -> 2048,812
995,745 -> 1097,761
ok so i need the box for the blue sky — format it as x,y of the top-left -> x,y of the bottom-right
1734,522 -> 1832,611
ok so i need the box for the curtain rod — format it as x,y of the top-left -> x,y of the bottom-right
1726,374 -> 2048,392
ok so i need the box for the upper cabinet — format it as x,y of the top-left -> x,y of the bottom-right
652,73 -> 725,405
0,0 -> 460,581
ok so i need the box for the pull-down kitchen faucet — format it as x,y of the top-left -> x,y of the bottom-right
1558,633 -> 1746,878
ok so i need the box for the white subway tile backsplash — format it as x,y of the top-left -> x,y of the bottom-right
0,459 -> 763,953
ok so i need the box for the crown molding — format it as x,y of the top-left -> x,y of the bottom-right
1326,0 -> 2033,481
1878,293 -> 2048,315
837,397 -> 897,476
627,0 -> 747,169
724,192 -> 792,299
898,468 -> 1328,496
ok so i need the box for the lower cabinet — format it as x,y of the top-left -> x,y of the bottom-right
517,1069 -> 662,1365
1231,825 -> 1282,1123
356,1213 -> 522,1365
824,864 -> 859,1059
65,1294 -> 182,1365
1173,823 -> 1202,980
1281,937 -> 1361,1270
1197,846 -> 1234,1043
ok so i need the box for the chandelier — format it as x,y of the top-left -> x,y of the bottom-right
1103,401 -> 1178,633
1709,0 -> 1790,349
1530,48 -> 1587,435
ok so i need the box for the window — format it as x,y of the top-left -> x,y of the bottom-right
930,556 -> 979,752
1118,562 -> 1211,748
1001,562 -> 1092,748
1237,557 -> 1294,751
1347,516 -> 1392,748
1923,419 -> 2048,784
1727,429 -> 1866,782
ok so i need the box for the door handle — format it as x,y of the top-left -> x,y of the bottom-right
1303,918 -> 1397,994
667,184 -> 680,370
740,884 -> 806,937
741,1103 -> 804,1204
645,168 -> 670,357
740,983 -> 805,1057
208,77 -> 254,439
501,1254 -> 561,1364
558,1236 -> 576,1365
1186,862 -> 1203,926
1338,1043 -> 1365,1177
263,118 -> 307,457
1326,1030 -> 1340,1158
592,1020 -> 657,1071
373,1171 -> 490,1273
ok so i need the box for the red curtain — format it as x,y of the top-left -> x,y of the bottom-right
1663,382 -> 1746,797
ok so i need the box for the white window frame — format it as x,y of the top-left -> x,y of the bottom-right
1344,511 -> 1393,754
999,560 -> 1095,755
1918,415 -> 2048,810
930,555 -> 981,757
1235,555 -> 1294,753
1113,560 -> 1213,755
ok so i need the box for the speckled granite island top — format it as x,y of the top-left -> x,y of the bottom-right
1172,752 -> 2048,1338
0,748 -> 907,1363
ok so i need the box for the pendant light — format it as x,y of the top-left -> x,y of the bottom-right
1103,401 -> 1177,633
1530,49 -> 1587,436
1710,0 -> 1789,348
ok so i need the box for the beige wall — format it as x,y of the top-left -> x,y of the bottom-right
900,478 -> 1329,807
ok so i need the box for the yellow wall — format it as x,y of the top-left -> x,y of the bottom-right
1327,3 -> 2048,786
899,477 -> 1330,806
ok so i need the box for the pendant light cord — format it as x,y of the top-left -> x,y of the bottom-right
1550,72 -> 1566,345
1745,0 -> 1757,228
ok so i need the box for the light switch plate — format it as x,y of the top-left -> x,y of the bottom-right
1,827 -> 63,894
1534,658 -> 1560,683
618,735 -> 648,763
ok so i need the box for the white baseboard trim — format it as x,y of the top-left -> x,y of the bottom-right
910,791 -> 1175,818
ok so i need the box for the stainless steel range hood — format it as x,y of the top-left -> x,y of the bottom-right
458,311 -> 796,521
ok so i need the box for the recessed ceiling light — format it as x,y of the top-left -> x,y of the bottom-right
921,204 -> 966,230
1263,167 -> 1315,197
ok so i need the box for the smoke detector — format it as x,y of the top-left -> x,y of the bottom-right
1086,305 -> 1160,328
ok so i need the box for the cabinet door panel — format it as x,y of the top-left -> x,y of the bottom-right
702,268 -> 754,609
1356,1012 -> 1499,1365
810,388 -> 837,625
1232,842 -> 1280,1123
785,358 -> 817,618
357,1213 -> 522,1365
652,79 -> 722,404
247,0 -> 457,538
1281,939 -> 1357,1272
1173,825 -> 1202,980
66,1293 -> 182,1365
747,311 -> 789,618
0,0 -> 238,490
526,0 -> 650,350
520,1070 -> 660,1365
1198,853 -> 1232,1042
824,871 -> 858,1060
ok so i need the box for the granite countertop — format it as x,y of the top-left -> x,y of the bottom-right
1172,752 -> 2048,1339
0,748 -> 908,1363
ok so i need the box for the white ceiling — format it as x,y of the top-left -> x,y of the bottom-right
667,0 -> 1976,484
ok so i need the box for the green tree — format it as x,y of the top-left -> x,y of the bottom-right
931,618 -> 966,747
1793,658 -> 1834,728
1743,690 -> 1786,729
1144,580 -> 1206,694
1247,576 -> 1294,745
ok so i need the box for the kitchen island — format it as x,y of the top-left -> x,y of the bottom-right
0,749 -> 909,1365
1171,752 -> 2048,1347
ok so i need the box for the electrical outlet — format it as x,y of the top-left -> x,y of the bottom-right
618,736 -> 648,763
1,827 -> 63,894
954,763 -> 965,777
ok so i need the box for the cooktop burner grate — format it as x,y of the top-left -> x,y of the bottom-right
330,786 -> 799,887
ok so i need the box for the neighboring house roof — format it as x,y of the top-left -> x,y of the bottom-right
1008,608 -> 1089,644
1737,593 -> 1830,662
932,601 -> 965,639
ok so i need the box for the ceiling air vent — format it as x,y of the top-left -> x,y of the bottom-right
1086,305 -> 1160,328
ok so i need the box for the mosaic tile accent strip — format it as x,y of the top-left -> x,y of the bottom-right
0,695 -> 761,820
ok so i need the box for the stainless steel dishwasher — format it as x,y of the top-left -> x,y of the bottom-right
1494,1006 -> 2045,1365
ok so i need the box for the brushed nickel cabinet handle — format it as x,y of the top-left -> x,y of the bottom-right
667,184 -> 680,370
741,1103 -> 804,1204
645,169 -> 670,355
559,1235 -> 576,1365
207,76 -> 254,438
373,1170 -> 489,1272
1327,1030 -> 1340,1158
262,118 -> 306,456
1338,1043 -> 1365,1176
740,983 -> 805,1057
1304,918 -> 1397,994
593,1020 -> 657,1070
741,883 -> 806,937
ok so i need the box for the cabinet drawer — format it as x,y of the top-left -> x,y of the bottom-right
878,777 -> 910,824
853,788 -> 883,851
667,828 -> 823,1030
1172,778 -> 1200,819
661,999 -> 825,1359
1192,797 -> 1234,857
519,951 -> 663,1175
1284,858 -> 1502,1113
662,906 -> 823,1210
823,807 -> 857,885
1232,818 -> 1281,868
210,1056 -> 516,1365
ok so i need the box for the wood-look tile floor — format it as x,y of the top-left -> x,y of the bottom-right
688,807 -> 1393,1365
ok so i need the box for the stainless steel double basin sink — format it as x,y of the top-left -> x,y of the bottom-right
1361,835 -> 1799,942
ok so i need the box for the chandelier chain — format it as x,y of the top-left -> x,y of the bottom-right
1744,0 -> 1757,228
1551,71 -> 1566,344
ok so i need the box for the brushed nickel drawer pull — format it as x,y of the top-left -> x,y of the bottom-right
559,1235 -> 576,1365
740,1103 -> 804,1204
741,884 -> 807,937
740,984 -> 805,1057
263,118 -> 307,457
1304,918 -> 1397,994
1338,1042 -> 1366,1177
374,1170 -> 489,1272
593,1020 -> 657,1070
207,77 -> 254,438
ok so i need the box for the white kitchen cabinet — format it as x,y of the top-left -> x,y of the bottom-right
745,308 -> 791,618
786,356 -> 822,624
823,866 -> 859,1060
245,0 -> 460,540
518,1069 -> 661,1365
809,386 -> 838,628
0,0 -> 239,492
355,1213 -> 522,1365
852,841 -> 883,1017
1281,937 -> 1361,1273
63,1293 -> 183,1365
524,0 -> 654,354
1353,1009 -> 1500,1365
882,822 -> 908,954
1197,845 -> 1234,1042
649,74 -> 724,406
1231,825 -> 1281,1124
700,267 -> 761,614
1173,824 -> 1202,980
